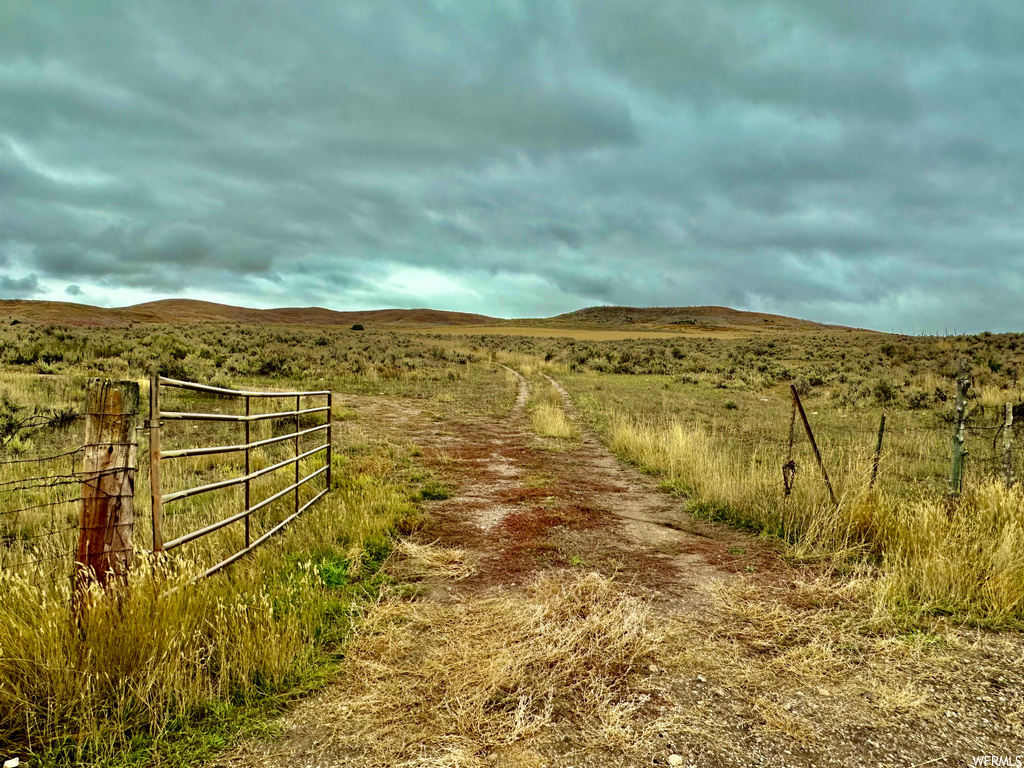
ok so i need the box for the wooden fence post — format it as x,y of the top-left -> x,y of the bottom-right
790,384 -> 838,506
75,379 -> 140,595
1004,402 -> 1014,487
869,411 -> 886,491
949,359 -> 969,496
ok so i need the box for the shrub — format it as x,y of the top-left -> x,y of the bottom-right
873,379 -> 898,404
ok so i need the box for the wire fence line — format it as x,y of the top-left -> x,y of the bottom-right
0,433 -> 84,575
1,375 -> 336,590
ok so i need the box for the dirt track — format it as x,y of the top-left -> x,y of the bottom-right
355,365 -> 781,604
217,367 -> 1024,768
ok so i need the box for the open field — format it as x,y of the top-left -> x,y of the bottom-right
405,324 -> 766,340
1,313 -> 1022,766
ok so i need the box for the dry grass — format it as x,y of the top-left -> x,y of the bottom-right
286,571 -> 658,767
652,578 -> 1024,763
530,403 -> 575,439
394,540 -> 479,581
0,436 -> 417,763
606,415 -> 1024,626
528,379 -> 576,440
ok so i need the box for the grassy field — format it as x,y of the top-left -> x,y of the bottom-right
0,323 -> 516,765
1,318 -> 1022,763
407,324 -> 753,341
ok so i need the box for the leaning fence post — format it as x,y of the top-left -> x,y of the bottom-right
790,384 -> 838,506
75,379 -> 139,597
149,370 -> 164,552
869,411 -> 886,491
782,395 -> 797,495
1004,402 -> 1014,487
949,359 -> 969,496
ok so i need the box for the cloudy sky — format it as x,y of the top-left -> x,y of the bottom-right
1,1 -> 1021,332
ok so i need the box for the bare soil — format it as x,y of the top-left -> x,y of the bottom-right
216,368 -> 1023,768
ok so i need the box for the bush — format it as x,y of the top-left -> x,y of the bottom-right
351,324 -> 364,331
873,379 -> 898,404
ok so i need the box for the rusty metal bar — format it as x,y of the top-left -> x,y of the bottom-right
196,488 -> 330,581
790,384 -> 838,506
244,396 -> 251,548
160,443 -> 329,504
159,423 -> 328,460
1003,403 -> 1011,487
158,376 -> 330,398
294,395 -> 301,518
149,370 -> 164,553
162,465 -> 328,551
158,406 -> 329,423
869,412 -> 886,490
326,391 -> 333,491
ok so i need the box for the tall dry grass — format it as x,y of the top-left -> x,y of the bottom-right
289,570 -> 657,766
528,379 -> 576,440
607,414 -> 1024,626
0,450 -> 416,763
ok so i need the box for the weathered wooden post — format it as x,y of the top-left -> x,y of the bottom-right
75,379 -> 140,595
869,412 -> 886,491
790,384 -> 838,506
1004,402 -> 1014,487
949,360 -> 969,496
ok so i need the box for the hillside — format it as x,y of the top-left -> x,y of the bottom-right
0,299 -> 497,327
0,298 -> 851,332
550,305 -> 835,330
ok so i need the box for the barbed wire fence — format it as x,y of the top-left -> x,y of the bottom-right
0,417 -> 85,578
960,402 -> 1023,489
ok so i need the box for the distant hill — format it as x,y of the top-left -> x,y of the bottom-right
550,305 -> 835,330
0,298 -> 845,332
0,299 -> 497,327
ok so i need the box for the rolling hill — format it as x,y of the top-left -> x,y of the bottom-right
550,305 -> 834,330
0,298 -> 848,332
0,299 -> 497,327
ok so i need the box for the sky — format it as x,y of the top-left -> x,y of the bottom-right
0,1 -> 1021,333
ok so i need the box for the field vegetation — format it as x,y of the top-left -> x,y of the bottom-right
1,317 -> 1022,764
0,322 -> 515,765
476,329 -> 1024,627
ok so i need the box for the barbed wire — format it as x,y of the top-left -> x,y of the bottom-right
3,553 -> 73,570
10,524 -> 80,542
0,465 -> 133,492
0,447 -> 84,466
0,497 -> 81,517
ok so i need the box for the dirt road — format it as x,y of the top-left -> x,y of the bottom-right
218,367 -> 1024,768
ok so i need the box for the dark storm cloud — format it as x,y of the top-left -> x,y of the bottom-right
0,273 -> 39,297
0,0 -> 1020,331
